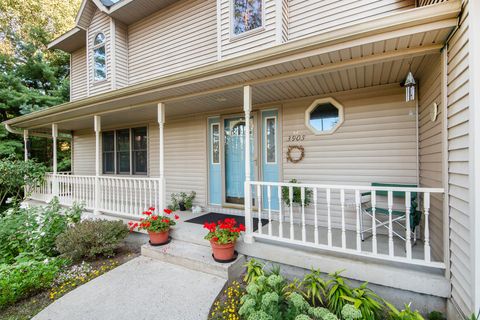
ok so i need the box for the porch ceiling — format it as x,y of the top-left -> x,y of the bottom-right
4,1 -> 459,132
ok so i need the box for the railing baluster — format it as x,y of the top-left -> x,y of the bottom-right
301,187 -> 306,242
340,189 -> 346,249
405,191 -> 412,260
289,186 -> 294,240
424,192 -> 431,263
143,180 -> 147,212
371,191 -> 377,255
154,179 -> 158,214
313,188 -> 318,245
267,185 -> 272,236
388,191 -> 394,257
327,188 -> 332,247
355,189 -> 361,252
134,180 -> 138,215
148,180 -> 152,210
256,184 -> 262,234
277,185 -> 283,238
130,179 -> 134,214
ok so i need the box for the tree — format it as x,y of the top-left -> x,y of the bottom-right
0,0 -> 80,167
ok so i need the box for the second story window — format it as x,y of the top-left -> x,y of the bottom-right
93,33 -> 106,81
232,0 -> 263,36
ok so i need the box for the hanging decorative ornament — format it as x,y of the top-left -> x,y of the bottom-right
404,70 -> 416,102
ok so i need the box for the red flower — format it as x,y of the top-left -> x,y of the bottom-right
164,209 -> 172,215
152,216 -> 158,221
149,207 -> 155,211
174,215 -> 179,220
239,224 -> 246,232
161,218 -> 170,224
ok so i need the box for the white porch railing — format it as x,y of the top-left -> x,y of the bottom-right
246,181 -> 445,269
29,174 -> 162,218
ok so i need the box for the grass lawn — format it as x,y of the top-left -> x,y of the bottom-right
0,246 -> 140,320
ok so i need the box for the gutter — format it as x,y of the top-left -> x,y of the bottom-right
6,0 -> 461,129
4,123 -> 72,140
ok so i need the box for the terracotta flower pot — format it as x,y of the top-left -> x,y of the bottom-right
148,230 -> 169,245
210,239 -> 236,261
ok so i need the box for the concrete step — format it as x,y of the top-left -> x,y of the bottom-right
141,239 -> 245,280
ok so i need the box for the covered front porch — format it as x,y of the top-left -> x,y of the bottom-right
8,9 -> 457,298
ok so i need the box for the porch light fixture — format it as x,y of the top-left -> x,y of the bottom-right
404,71 -> 416,102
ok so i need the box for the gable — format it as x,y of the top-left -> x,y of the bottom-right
75,0 -> 109,29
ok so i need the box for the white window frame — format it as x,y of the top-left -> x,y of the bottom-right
305,97 -> 344,135
264,115 -> 277,164
102,126 -> 148,176
210,123 -> 220,165
92,32 -> 107,82
230,0 -> 265,40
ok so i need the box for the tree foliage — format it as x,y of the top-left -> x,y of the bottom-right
0,0 -> 80,163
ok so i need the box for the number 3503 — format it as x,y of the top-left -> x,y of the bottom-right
287,135 -> 305,142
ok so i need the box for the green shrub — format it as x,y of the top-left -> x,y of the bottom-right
0,156 -> 47,209
56,219 -> 128,261
386,302 -> 424,320
281,179 -> 313,207
0,258 -> 67,308
0,199 -> 82,264
428,311 -> 446,320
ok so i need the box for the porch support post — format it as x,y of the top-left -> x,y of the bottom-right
157,103 -> 166,212
23,130 -> 29,161
94,115 -> 101,214
51,124 -> 58,197
243,85 -> 254,244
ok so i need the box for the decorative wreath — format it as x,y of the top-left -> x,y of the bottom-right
286,145 -> 305,163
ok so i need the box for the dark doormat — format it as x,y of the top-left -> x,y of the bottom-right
184,212 -> 268,232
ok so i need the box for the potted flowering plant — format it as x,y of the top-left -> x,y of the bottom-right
203,218 -> 245,261
128,207 -> 179,245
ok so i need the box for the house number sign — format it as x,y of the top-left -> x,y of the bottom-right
287,134 -> 305,142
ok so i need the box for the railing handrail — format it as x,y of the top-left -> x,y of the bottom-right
250,180 -> 444,194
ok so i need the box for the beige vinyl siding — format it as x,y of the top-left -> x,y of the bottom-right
76,0 -> 97,29
70,48 -> 87,101
282,86 -> 419,231
288,0 -> 415,41
149,118 -> 208,208
419,0 -> 449,6
114,20 -> 129,89
88,9 -> 112,96
446,0 -> 471,315
127,0 -> 217,85
417,54 -> 444,261
72,133 -> 96,175
220,0 -> 277,59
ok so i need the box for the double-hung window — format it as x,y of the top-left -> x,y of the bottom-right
102,127 -> 148,175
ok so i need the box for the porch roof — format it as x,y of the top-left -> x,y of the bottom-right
4,1 -> 460,133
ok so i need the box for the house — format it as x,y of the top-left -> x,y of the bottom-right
3,0 -> 479,317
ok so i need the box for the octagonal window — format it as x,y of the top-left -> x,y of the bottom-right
305,98 -> 344,135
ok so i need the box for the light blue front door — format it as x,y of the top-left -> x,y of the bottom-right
224,116 -> 255,205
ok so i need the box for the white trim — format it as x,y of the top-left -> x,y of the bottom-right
305,97 -> 344,135
469,0 -> 480,311
110,17 -> 116,90
216,0 -> 222,60
86,28 -> 90,97
229,0 -> 266,40
441,47 -> 450,278
92,31 -> 107,83
264,115 -> 277,164
210,123 -> 220,165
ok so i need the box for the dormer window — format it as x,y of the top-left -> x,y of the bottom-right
93,33 -> 106,81
232,0 -> 263,36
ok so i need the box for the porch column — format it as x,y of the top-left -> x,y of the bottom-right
243,85 -> 254,243
157,103 -> 166,212
51,124 -> 59,197
94,115 -> 101,214
23,130 -> 29,161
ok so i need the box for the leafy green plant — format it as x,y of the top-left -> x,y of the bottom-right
341,283 -> 384,320
281,179 -> 313,207
428,311 -> 446,320
341,304 -> 363,320
56,219 -> 128,261
300,268 -> 327,307
168,191 -> 196,211
467,311 -> 480,320
244,258 -> 265,284
326,270 -> 353,316
0,258 -> 67,308
0,199 -> 82,263
386,302 -> 424,320
0,156 -> 47,209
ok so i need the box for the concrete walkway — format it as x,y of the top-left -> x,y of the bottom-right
34,256 -> 226,320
